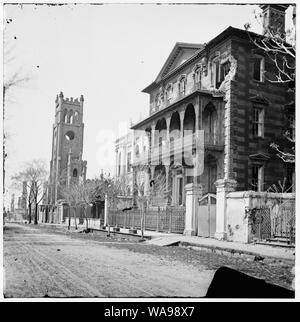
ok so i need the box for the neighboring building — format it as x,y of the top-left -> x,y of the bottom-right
47,92 -> 87,205
130,4 -> 295,210
115,131 -> 134,196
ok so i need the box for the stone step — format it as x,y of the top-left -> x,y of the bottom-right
255,241 -> 295,248
268,237 -> 293,243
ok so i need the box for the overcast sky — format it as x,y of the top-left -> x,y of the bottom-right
3,1 -> 294,206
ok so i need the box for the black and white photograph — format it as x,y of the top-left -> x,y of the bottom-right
1,0 -> 297,302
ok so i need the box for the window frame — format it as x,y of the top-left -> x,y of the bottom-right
252,55 -> 265,83
178,76 -> 186,96
251,163 -> 264,192
252,106 -> 264,138
165,84 -> 173,102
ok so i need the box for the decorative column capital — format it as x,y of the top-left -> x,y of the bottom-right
184,183 -> 202,194
215,179 -> 237,192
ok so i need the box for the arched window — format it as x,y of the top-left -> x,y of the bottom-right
73,169 -> 78,177
63,109 -> 68,123
74,111 -> 79,123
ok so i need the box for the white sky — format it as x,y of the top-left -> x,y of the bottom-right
3,1 -> 295,206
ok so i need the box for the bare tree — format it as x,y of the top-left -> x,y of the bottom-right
245,6 -> 295,163
60,184 -> 80,230
3,17 -> 31,195
11,160 -> 48,224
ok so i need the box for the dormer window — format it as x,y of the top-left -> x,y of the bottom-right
253,56 -> 265,82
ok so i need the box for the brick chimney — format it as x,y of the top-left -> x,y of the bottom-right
260,4 -> 289,39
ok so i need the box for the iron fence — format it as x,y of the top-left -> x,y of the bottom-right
251,201 -> 295,244
108,206 -> 186,234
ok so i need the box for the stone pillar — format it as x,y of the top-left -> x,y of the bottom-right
184,183 -> 202,236
214,179 -> 237,240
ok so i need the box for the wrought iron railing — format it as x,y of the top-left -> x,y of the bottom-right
108,206 -> 185,234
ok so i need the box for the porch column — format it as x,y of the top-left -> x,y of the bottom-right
179,109 -> 185,159
165,165 -> 170,205
194,97 -> 200,132
215,179 -> 237,240
184,183 -> 202,236
194,98 -> 200,186
179,110 -> 185,203
164,114 -> 171,167
151,122 -> 156,150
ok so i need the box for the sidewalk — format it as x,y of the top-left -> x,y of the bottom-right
102,225 -> 295,261
145,233 -> 295,261
34,222 -> 295,261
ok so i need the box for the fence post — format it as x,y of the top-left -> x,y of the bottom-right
168,207 -> 172,233
156,207 -> 159,231
104,194 -> 108,226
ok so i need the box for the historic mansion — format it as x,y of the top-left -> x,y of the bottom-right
115,4 -> 295,239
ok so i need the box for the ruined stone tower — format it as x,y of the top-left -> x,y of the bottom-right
48,92 -> 87,204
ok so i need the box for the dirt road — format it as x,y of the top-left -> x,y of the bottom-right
3,223 -> 215,298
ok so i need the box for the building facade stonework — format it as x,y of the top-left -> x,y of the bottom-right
112,4 -> 295,238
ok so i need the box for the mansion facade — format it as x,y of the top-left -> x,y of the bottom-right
116,4 -> 295,210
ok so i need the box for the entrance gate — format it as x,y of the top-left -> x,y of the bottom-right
198,193 -> 216,237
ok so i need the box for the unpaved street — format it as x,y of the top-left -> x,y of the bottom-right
3,223 -> 215,298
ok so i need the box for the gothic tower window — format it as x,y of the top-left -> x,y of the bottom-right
65,131 -> 75,141
73,169 -> 78,177
63,109 -> 68,123
70,112 -> 74,124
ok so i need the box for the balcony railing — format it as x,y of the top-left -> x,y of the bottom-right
150,82 -> 204,115
132,132 -> 224,167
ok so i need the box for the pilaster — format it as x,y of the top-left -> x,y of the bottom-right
214,178 -> 237,240
184,183 -> 202,236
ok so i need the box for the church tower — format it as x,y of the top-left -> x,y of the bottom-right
48,92 -> 87,204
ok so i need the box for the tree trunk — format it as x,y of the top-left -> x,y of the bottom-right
68,206 -> 71,230
28,203 -> 32,224
34,203 -> 38,224
84,206 -> 89,231
73,207 -> 77,230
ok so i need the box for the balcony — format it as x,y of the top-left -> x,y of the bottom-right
132,132 -> 224,167
150,82 -> 214,116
